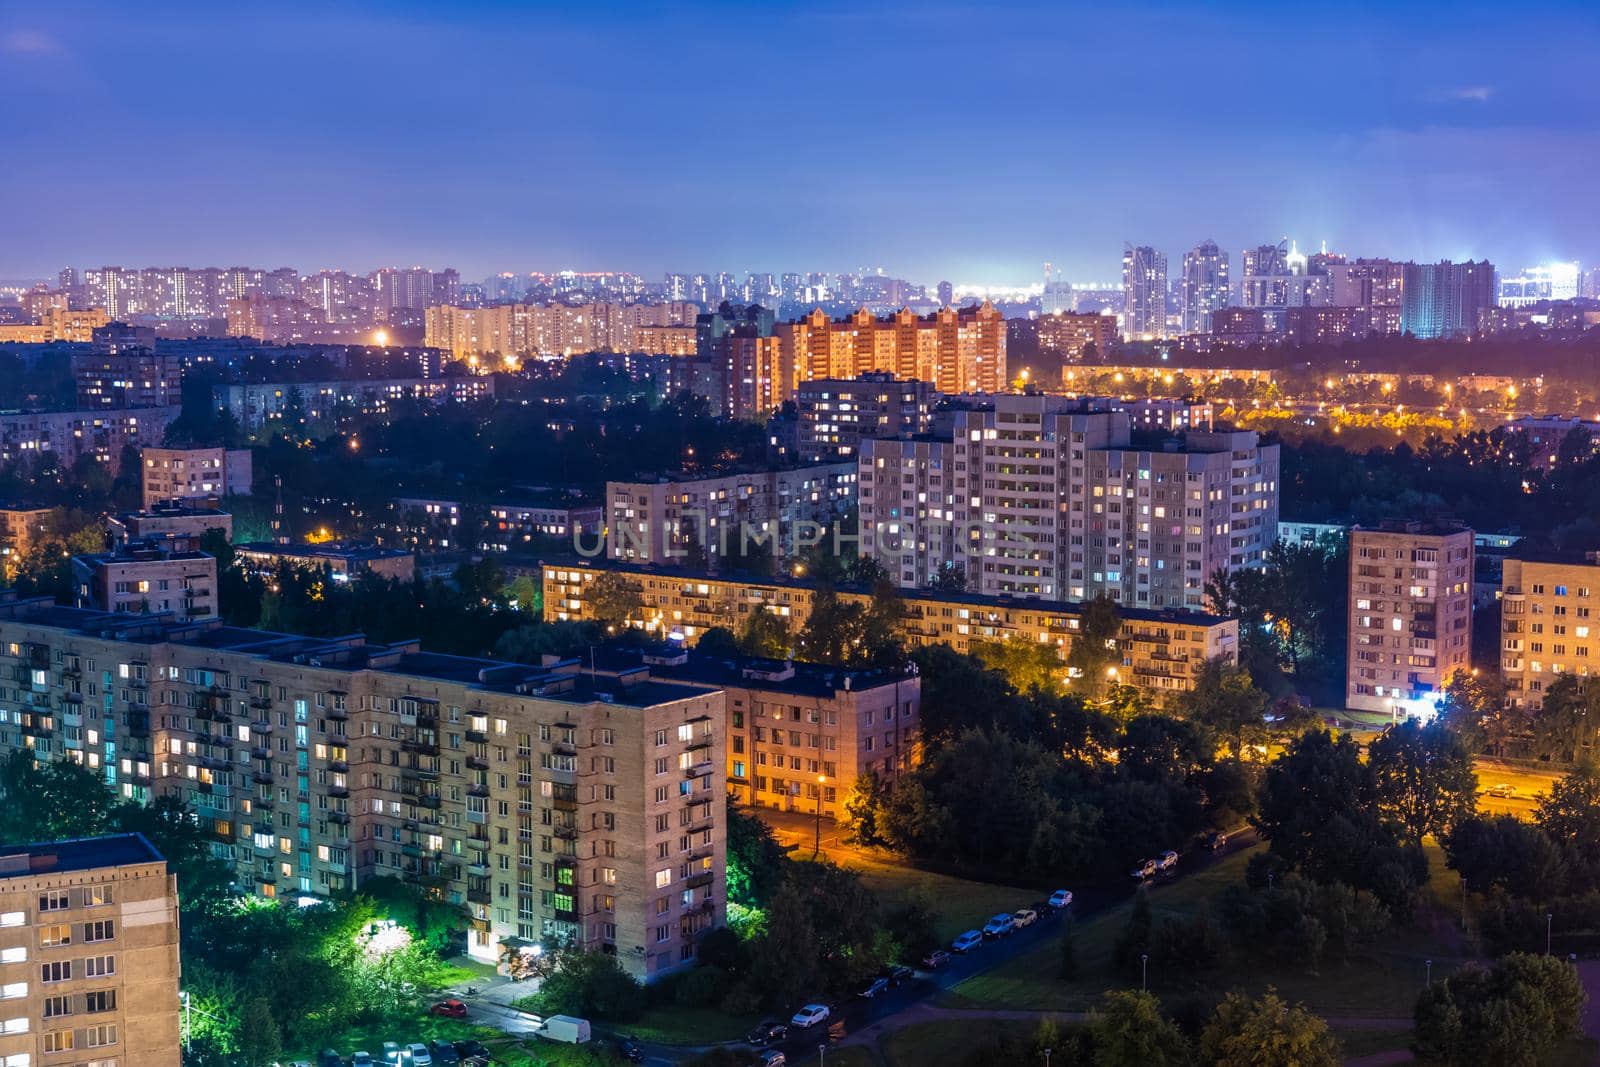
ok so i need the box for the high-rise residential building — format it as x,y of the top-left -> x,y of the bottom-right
0,409 -> 174,471
1328,259 -> 1406,335
1179,240 -> 1230,332
1241,239 -> 1330,311
1346,521 -> 1474,714
70,349 -> 183,410
793,373 -> 936,462
665,273 -> 690,301
0,833 -> 182,1067
1401,260 -> 1496,339
857,395 -> 1279,607
0,308 -> 112,344
1500,550 -> 1600,707
778,304 -> 1007,395
1496,263 -> 1581,307
1038,311 -> 1118,360
141,446 -> 254,508
606,463 -> 856,567
1041,264 -> 1073,315
545,561 -> 1242,697
1121,245 -> 1167,339
0,594 -> 728,981
937,281 -> 953,307
424,302 -> 699,363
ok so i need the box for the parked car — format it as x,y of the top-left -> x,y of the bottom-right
1012,908 -> 1039,928
452,1040 -> 492,1067
317,1052 -> 342,1067
982,913 -> 1016,937
791,1003 -> 831,1029
407,1044 -> 433,1066
618,1035 -> 645,1062
1486,783 -> 1516,798
920,948 -> 952,969
760,1052 -> 788,1067
351,1055 -> 374,1067
1205,831 -> 1228,851
430,998 -> 468,1018
746,1020 -> 789,1045
1048,889 -> 1074,909
381,1043 -> 404,1066
1131,858 -> 1157,880
952,930 -> 983,953
884,964 -> 914,986
855,976 -> 890,999
427,1040 -> 461,1066
1157,850 -> 1180,873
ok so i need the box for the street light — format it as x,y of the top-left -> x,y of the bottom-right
819,1043 -> 826,1066
813,774 -> 827,858
1141,953 -> 1149,991
1043,1049 -> 1053,1067
1425,959 -> 1433,985
1547,912 -> 1553,955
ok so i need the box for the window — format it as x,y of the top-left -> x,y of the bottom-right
0,983 -> 23,1000
84,955 -> 114,978
83,920 -> 114,943
85,990 -> 116,1013
0,912 -> 21,928
42,995 -> 71,1018
655,868 -> 672,888
38,892 -> 69,912
43,1029 -> 74,1052
39,924 -> 71,947
41,961 -> 70,983
84,884 -> 112,907
85,1024 -> 117,1048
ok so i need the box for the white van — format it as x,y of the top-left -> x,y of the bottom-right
539,1015 -> 592,1044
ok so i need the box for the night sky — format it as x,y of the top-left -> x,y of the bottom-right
3,0 -> 1597,284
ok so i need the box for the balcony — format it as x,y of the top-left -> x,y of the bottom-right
329,759 -> 349,773
250,718 -> 273,735
687,817 -> 715,836
467,887 -> 492,905
465,755 -> 489,771
552,740 -> 577,757
683,761 -> 714,779
553,825 -> 578,841
326,705 -> 348,721
465,729 -> 488,745
252,770 -> 274,785
685,871 -> 716,890
329,785 -> 349,799
467,783 -> 490,798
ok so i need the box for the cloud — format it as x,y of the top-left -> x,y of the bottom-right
1433,85 -> 1495,103
2,29 -> 62,55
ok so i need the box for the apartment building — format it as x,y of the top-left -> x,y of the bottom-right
857,395 -> 1279,607
794,374 -> 937,462
0,507 -> 53,575
607,464 -> 856,568
0,308 -> 111,344
1500,551 -> 1600,707
0,834 -> 182,1067
233,542 -> 416,583
424,302 -> 700,363
1346,522 -> 1474,714
141,446 -> 254,508
0,596 -> 727,981
70,350 -> 183,410
778,303 -> 1007,395
1038,311 -> 1118,360
0,409 -> 177,473
543,561 -> 1238,697
108,503 -> 233,549
72,542 -> 218,621
213,377 -> 494,434
607,645 -> 919,819
483,502 -> 604,554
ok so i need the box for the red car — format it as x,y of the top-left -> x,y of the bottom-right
430,999 -> 468,1018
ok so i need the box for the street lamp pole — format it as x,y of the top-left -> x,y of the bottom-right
1043,1049 -> 1053,1067
819,1043 -> 826,1066
1547,912 -> 1553,955
813,774 -> 826,858
1141,953 -> 1149,991
1425,959 -> 1432,985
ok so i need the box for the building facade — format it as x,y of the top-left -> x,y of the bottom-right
1121,245 -> 1167,340
543,561 -> 1239,697
793,374 -> 936,462
0,834 -> 182,1067
0,597 -> 727,981
141,447 -> 254,508
1500,552 -> 1600,707
1346,522 -> 1474,713
70,350 -> 183,410
778,304 -> 1007,395
1038,311 -> 1118,360
72,543 -> 218,621
1179,240 -> 1230,333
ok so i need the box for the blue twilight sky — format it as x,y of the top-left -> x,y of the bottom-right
2,0 -> 1598,286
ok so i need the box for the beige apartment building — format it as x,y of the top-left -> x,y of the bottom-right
1346,521 -> 1474,713
1500,551 -> 1600,707
424,302 -> 699,363
778,303 -> 1007,395
859,396 -> 1279,608
0,507 -> 53,577
0,595 -> 725,981
1039,310 -> 1118,360
793,374 -> 937,463
0,833 -> 182,1067
0,308 -> 111,345
543,561 -> 1238,697
141,447 -> 254,509
606,464 -> 857,568
71,543 -> 218,621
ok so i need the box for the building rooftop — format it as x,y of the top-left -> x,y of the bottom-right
0,594 -> 714,711
592,641 -> 913,699
0,833 -> 164,879
235,541 -> 412,563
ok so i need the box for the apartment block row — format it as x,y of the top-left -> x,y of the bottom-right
423,302 -> 700,363
859,395 -> 1279,609
1500,550 -> 1600,708
0,595 -> 726,981
213,376 -> 494,433
606,463 -> 857,568
0,408 -> 177,474
543,560 -> 1239,696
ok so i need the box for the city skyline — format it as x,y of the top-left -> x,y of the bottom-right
3,1 -> 1598,282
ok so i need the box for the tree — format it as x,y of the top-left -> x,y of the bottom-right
1534,768 -> 1600,894
1088,989 -> 1192,1067
1197,989 -> 1339,1067
695,626 -> 741,660
531,946 -> 643,1021
839,767 -> 890,848
1182,658 -> 1269,760
1529,675 -> 1600,764
1367,719 -> 1478,841
0,751 -> 122,844
1114,891 -> 1154,980
1067,594 -> 1121,696
587,571 -> 643,630
737,610 -> 791,659
1414,953 -> 1586,1066
1443,815 -> 1563,903
237,997 -> 281,1067
725,803 -> 787,909
1435,670 -> 1510,755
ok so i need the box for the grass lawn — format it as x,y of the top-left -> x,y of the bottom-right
289,1015 -> 498,1059
623,1004 -> 762,1044
797,852 -> 1039,944
941,842 -> 1472,1020
1330,1026 -> 1412,1059
880,1018 -> 1045,1064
